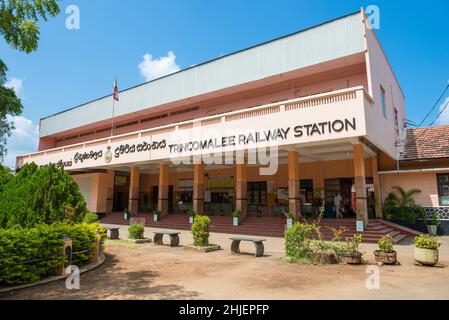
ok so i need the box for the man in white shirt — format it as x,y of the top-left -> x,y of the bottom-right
334,192 -> 343,219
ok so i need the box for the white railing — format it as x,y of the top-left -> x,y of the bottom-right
18,86 -> 371,163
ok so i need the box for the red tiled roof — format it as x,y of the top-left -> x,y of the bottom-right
400,125 -> 449,161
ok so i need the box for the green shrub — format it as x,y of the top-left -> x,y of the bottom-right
128,223 -> 144,239
341,234 -> 363,255
0,164 -> 13,193
0,222 -> 105,285
415,235 -> 440,250
0,163 -> 87,228
285,222 -> 314,261
378,235 -> 394,253
83,212 -> 99,223
383,205 -> 425,224
426,212 -> 441,226
191,215 -> 210,247
232,209 -> 241,218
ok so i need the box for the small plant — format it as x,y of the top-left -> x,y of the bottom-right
153,210 -> 161,221
342,234 -> 363,255
128,223 -> 144,240
415,235 -> 440,250
189,209 -> 196,217
191,215 -> 211,247
124,208 -> 130,220
426,212 -> 441,226
285,222 -> 314,262
83,212 -> 99,224
378,235 -> 394,253
232,209 -> 241,218
284,209 -> 294,220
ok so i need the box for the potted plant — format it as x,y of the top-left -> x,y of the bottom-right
284,210 -> 294,229
338,234 -> 363,264
374,235 -> 397,265
188,210 -> 196,224
153,210 -> 161,222
232,209 -> 241,226
426,212 -> 440,236
123,208 -> 130,220
415,235 -> 440,266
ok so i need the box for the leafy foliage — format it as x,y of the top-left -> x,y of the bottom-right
341,234 -> 363,255
426,212 -> 441,226
191,215 -> 210,247
232,209 -> 241,218
0,163 -> 88,228
415,235 -> 440,250
0,163 -> 13,192
128,223 -> 144,240
378,235 -> 394,253
0,222 -> 106,285
0,60 -> 23,161
285,222 -> 314,261
0,0 -> 61,53
83,212 -> 99,224
384,186 -> 425,224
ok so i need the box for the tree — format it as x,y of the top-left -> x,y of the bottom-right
0,0 -> 61,53
384,186 -> 422,207
0,163 -> 87,228
0,163 -> 13,192
0,60 -> 23,162
0,0 -> 61,162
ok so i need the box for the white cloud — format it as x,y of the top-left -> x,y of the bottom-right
138,51 -> 180,81
436,97 -> 449,125
5,77 -> 25,99
2,116 -> 39,169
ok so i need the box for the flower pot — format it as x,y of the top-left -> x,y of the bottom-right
124,212 -> 129,220
374,250 -> 397,265
415,247 -> 439,266
189,216 -> 194,224
338,252 -> 363,264
233,217 -> 240,226
286,218 -> 293,229
313,250 -> 338,265
153,214 -> 160,222
426,225 -> 438,236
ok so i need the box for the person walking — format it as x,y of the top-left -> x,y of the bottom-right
334,192 -> 343,219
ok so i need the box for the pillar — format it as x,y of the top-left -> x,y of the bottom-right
236,163 -> 248,220
288,150 -> 302,220
354,144 -> 368,226
128,167 -> 140,215
193,164 -> 205,214
106,170 -> 115,215
158,163 -> 169,217
371,156 -> 382,218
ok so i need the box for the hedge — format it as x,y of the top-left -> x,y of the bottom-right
0,222 -> 106,285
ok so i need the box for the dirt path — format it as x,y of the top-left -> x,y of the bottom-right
2,228 -> 449,300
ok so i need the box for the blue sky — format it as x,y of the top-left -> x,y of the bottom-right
1,0 -> 449,167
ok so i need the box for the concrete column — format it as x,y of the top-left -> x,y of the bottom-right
288,150 -> 302,220
236,163 -> 248,220
354,144 -> 368,226
128,167 -> 140,215
371,156 -> 382,218
158,163 -> 169,217
106,170 -> 115,215
193,163 -> 205,215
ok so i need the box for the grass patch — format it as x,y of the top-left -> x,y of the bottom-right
105,239 -> 140,248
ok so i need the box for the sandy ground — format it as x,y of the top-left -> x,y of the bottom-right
2,224 -> 449,300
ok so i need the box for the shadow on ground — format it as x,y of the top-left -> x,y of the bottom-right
1,253 -> 200,300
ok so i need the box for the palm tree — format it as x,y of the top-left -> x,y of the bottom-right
385,186 -> 422,207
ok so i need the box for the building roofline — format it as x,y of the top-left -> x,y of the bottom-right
40,10 -> 361,122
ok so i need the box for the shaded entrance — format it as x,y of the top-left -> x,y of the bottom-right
113,173 -> 130,212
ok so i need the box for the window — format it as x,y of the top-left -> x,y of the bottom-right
380,86 -> 387,119
393,108 -> 399,136
437,174 -> 449,206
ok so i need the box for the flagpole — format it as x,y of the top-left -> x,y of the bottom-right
111,97 -> 115,137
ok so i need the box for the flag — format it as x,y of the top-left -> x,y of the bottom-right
113,79 -> 119,101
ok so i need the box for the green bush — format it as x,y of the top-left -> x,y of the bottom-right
383,205 -> 425,224
232,209 -> 241,218
0,163 -> 87,228
83,212 -> 99,223
415,235 -> 440,250
191,215 -> 210,247
128,223 -> 144,239
378,235 -> 394,253
341,234 -> 363,255
0,222 -> 106,285
285,222 -> 314,261
0,164 -> 13,193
